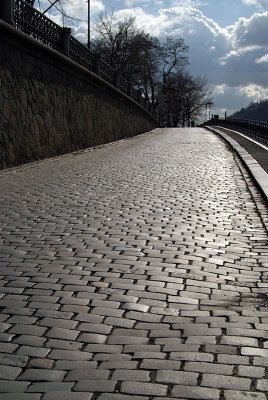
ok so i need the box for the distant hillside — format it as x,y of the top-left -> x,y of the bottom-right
229,100 -> 268,122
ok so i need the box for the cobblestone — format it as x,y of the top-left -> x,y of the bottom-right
0,127 -> 267,399
155,370 -> 198,385
0,365 -> 22,380
256,379 -> 268,391
224,391 -> 267,400
26,382 -> 74,392
121,381 -> 168,396
237,365 -> 265,378
184,361 -> 234,375
43,393 -> 93,400
74,379 -> 117,392
112,369 -> 150,381
0,395 -> 41,400
201,374 -> 251,390
98,395 -> 148,400
16,346 -> 50,357
171,384 -> 220,399
65,369 -> 109,381
0,354 -> 28,367
46,339 -> 82,351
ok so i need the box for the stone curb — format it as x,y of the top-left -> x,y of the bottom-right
206,126 -> 268,205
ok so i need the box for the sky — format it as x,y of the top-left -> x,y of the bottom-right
39,0 -> 268,118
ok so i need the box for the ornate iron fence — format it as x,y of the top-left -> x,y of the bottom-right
210,118 -> 268,146
1,0 -> 152,112
118,76 -> 129,96
99,59 -> 116,85
13,0 -> 62,51
69,36 -> 95,71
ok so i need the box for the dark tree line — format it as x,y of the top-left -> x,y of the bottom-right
92,12 -> 212,126
229,100 -> 268,122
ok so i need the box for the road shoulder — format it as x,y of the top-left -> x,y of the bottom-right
206,125 -> 268,205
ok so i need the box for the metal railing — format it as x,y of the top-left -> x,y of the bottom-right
69,36 -> 95,71
13,0 -> 62,51
1,0 -> 152,112
99,59 -> 115,85
118,76 -> 129,96
207,118 -> 268,146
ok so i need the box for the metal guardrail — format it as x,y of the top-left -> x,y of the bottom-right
1,0 -> 152,113
208,118 -> 268,146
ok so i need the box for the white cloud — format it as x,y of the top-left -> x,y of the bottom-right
170,0 -> 206,6
213,84 -> 228,95
238,83 -> 268,99
114,6 -> 229,40
256,53 -> 268,62
113,7 -> 170,36
200,11 -> 268,96
208,85 -> 245,116
243,0 -> 268,11
229,12 -> 268,48
125,0 -> 150,6
218,83 -> 268,102
39,0 -> 105,42
123,0 -> 164,5
219,45 -> 262,64
211,83 -> 268,117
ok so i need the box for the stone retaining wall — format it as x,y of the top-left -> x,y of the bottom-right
0,20 -> 158,169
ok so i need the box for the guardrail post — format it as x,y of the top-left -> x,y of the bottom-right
61,27 -> 71,57
0,0 -> 15,26
94,53 -> 101,75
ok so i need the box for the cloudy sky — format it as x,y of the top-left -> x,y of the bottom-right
40,0 -> 268,117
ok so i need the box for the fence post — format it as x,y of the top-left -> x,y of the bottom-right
114,72 -> 120,88
0,0 -> 15,26
61,27 -> 71,57
94,53 -> 101,75
127,82 -> 132,98
137,89 -> 142,104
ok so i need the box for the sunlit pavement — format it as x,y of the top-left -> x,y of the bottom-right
0,127 -> 267,400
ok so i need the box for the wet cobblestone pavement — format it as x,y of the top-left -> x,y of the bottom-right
0,127 -> 267,400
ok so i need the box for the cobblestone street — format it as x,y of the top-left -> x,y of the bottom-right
0,127 -> 267,400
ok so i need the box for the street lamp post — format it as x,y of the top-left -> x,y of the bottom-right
87,0 -> 90,49
206,101 -> 214,122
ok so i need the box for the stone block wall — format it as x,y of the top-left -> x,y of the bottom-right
0,20 -> 158,169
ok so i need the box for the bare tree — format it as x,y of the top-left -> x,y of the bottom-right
92,12 -> 137,70
181,75 -> 212,126
125,33 -> 161,106
89,11 -> 211,125
161,72 -> 212,127
36,0 -> 85,26
160,36 -> 189,95
156,37 -> 189,125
